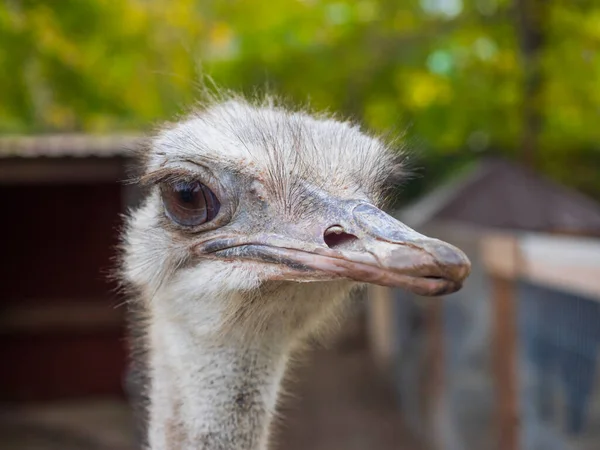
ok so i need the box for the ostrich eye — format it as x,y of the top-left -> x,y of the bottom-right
161,181 -> 220,227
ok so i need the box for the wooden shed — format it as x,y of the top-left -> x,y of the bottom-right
0,134 -> 141,402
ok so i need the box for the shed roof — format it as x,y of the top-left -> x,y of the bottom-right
400,157 -> 600,235
0,134 -> 143,159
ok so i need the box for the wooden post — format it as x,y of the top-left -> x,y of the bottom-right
425,297 -> 446,450
481,234 -> 521,450
426,299 -> 444,402
491,276 -> 520,450
366,284 -> 396,373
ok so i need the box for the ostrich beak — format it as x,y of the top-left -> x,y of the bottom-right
203,203 -> 471,296
319,203 -> 471,296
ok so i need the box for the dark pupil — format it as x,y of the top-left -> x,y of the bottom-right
179,188 -> 196,204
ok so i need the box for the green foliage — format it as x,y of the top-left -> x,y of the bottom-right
0,0 -> 598,199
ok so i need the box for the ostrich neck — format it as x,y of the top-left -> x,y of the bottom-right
147,297 -> 290,450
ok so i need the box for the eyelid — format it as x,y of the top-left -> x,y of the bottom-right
140,164 -> 219,191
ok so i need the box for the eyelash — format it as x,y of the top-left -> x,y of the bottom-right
140,167 -> 213,191
152,173 -> 198,186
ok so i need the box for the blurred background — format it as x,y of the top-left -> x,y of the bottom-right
1,0 -> 599,449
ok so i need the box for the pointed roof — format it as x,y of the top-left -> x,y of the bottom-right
400,157 -> 600,236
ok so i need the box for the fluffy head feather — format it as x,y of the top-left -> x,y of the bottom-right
140,96 -> 406,208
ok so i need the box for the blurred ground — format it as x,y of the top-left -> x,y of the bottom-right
274,338 -> 424,450
0,318 -> 422,450
0,400 -> 135,450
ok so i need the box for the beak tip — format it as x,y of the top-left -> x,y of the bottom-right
427,241 -> 471,280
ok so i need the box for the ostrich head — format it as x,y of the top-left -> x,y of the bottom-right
123,98 -> 469,338
121,96 -> 470,449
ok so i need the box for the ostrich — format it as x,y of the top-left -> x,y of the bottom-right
120,95 -> 470,450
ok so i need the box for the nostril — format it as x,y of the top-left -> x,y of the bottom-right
324,225 -> 359,249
